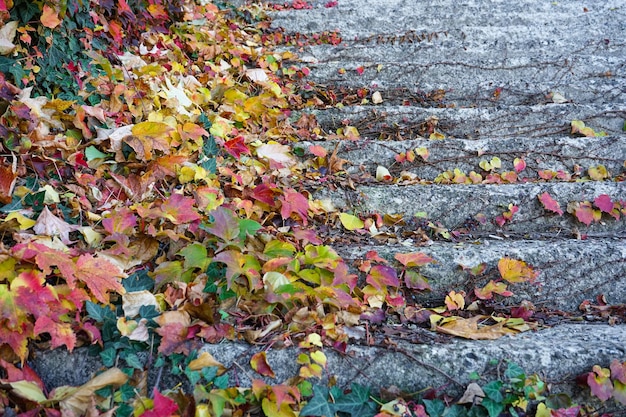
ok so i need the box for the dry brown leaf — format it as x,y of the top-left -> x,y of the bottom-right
435,315 -> 517,340
59,368 -> 128,417
33,206 -> 78,244
458,382 -> 485,404
187,351 -> 226,374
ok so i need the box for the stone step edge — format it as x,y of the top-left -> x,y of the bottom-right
29,324 -> 626,411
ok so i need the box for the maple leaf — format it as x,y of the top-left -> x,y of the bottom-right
537,192 -> 563,215
279,189 -> 309,225
223,135 -> 250,159
251,183 -> 278,206
75,254 -> 127,304
497,258 -> 538,283
0,156 -> 17,204
102,207 -> 138,235
126,121 -> 173,161
33,315 -> 76,351
203,206 -> 240,243
213,250 -> 261,289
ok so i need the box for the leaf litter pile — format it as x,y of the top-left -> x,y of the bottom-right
0,1 -> 624,416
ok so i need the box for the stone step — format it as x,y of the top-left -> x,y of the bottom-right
316,181 -> 626,235
290,27 -> 625,58
295,57 -> 625,106
30,324 -> 626,410
309,103 -> 626,138
268,0 -> 626,36
333,239 -> 626,312
299,135 -> 626,181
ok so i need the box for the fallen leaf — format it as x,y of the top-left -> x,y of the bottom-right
59,368 -> 128,416
537,192 -> 563,215
339,213 -> 364,230
0,21 -> 18,55
33,206 -> 78,244
40,4 -> 62,29
434,315 -> 517,340
250,351 -> 276,378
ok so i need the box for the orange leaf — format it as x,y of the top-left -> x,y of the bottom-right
436,316 -> 516,340
40,5 -> 62,29
497,258 -> 538,283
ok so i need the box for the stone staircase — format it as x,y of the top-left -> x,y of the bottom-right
260,0 -> 626,406
30,0 -> 626,411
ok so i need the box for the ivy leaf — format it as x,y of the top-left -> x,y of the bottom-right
513,157 -> 526,173
300,385 -> 335,417
334,383 -> 376,417
250,352 -> 276,378
423,399 -> 445,417
497,258 -> 538,283
339,213 -> 364,230
537,192 -> 563,216
587,365 -> 613,401
568,202 -> 600,226
481,398 -> 505,417
238,218 -> 262,241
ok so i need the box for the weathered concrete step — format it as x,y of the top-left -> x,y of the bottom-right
298,57 -> 625,106
310,103 -> 626,138
317,181 -> 626,234
300,135 -> 626,180
269,0 -> 626,36
291,27 -> 624,57
333,239 -> 626,312
31,324 -> 626,409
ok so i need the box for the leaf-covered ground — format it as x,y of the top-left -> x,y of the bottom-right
0,1 -> 624,416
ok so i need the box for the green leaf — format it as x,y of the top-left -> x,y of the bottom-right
443,405 -> 468,417
24,191 -> 46,211
334,384 -> 376,417
301,385 -> 336,417
124,353 -> 143,370
123,270 -> 154,292
423,399 -> 445,417
481,398 -> 505,417
504,362 -> 525,381
483,381 -> 503,402
138,305 -> 160,320
85,145 -> 109,161
263,240 -> 297,258
86,301 -> 116,323
202,366 -> 218,382
238,218 -> 262,241
214,374 -> 229,389
179,243 -> 210,271
100,347 -> 116,367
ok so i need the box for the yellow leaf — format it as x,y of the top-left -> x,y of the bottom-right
445,290 -> 465,311
310,350 -> 327,367
188,351 -> 226,374
4,212 -> 36,230
131,121 -> 173,138
339,213 -> 364,230
497,258 -> 538,283
429,131 -> 445,140
9,380 -> 47,403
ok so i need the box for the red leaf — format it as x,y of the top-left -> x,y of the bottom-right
223,136 -> 250,159
404,270 -> 430,290
279,189 -> 309,225
0,159 -> 17,204
33,316 -> 76,351
365,250 -> 387,264
474,280 -> 513,300
356,66 -> 364,75
594,194 -> 614,213
160,193 -> 201,224
587,365 -> 613,401
611,359 -> 626,384
251,351 -> 276,378
551,407 -> 581,417
538,192 -> 563,215
309,145 -> 327,157
513,158 -> 526,173
572,202 -> 598,226
394,252 -> 434,267
103,207 -> 137,235
141,389 -> 179,417
75,254 -> 126,304
251,183 -> 277,206
366,265 -> 399,291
